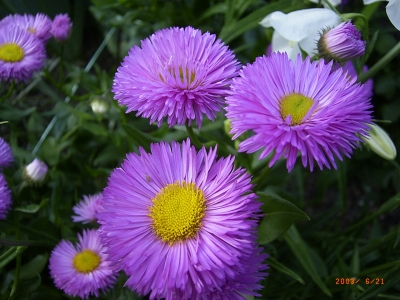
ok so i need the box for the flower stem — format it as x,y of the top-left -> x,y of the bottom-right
31,27 -> 116,155
185,124 -> 203,148
358,41 -> 400,83
254,165 -> 271,193
0,81 -> 15,103
9,210 -> 21,298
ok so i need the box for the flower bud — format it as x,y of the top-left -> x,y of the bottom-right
317,22 -> 365,62
23,158 -> 48,184
90,98 -> 109,114
362,124 -> 396,160
51,14 -> 72,42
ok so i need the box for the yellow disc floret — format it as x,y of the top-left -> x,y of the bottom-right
280,93 -> 314,126
0,43 -> 24,63
149,181 -> 206,245
73,249 -> 101,273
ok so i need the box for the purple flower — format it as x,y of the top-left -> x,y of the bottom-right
0,173 -> 12,220
0,13 -> 52,41
335,61 -> 373,98
112,26 -> 239,128
0,138 -> 13,169
51,14 -> 72,42
97,139 -> 268,299
318,22 -> 365,62
0,25 -> 46,82
72,193 -> 103,224
23,158 -> 48,184
225,52 -> 373,172
49,229 -> 117,299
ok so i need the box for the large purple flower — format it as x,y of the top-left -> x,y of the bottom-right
49,229 -> 117,299
0,25 -> 46,82
0,13 -> 52,41
112,26 -> 239,128
0,174 -> 11,220
225,52 -> 373,172
97,140 -> 267,299
0,138 -> 13,169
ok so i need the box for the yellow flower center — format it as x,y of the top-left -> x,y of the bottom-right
149,181 -> 206,245
73,249 -> 101,273
0,43 -> 24,63
280,93 -> 314,126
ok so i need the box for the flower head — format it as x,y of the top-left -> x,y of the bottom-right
318,22 -> 365,62
0,25 -> 46,82
97,139 -> 268,299
72,193 -> 103,224
51,14 -> 72,42
0,174 -> 12,220
0,138 -> 13,169
49,229 -> 117,299
112,26 -> 239,128
1,13 -> 52,41
225,52 -> 373,172
23,158 -> 48,184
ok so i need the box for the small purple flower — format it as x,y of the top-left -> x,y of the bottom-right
318,22 -> 365,62
0,25 -> 46,82
97,139 -> 268,299
0,173 -> 12,220
72,193 -> 103,224
0,138 -> 13,169
49,229 -> 117,299
1,13 -> 52,41
51,14 -> 72,42
23,158 -> 48,184
225,52 -> 373,172
112,26 -> 239,128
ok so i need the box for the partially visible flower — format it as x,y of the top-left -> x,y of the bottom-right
23,158 -> 48,184
336,61 -> 373,98
97,139 -> 268,299
309,0 -> 342,7
1,13 -> 52,41
51,14 -> 72,42
49,229 -> 117,299
0,25 -> 46,82
318,22 -> 365,62
364,0 -> 400,31
0,138 -> 13,169
260,9 -> 341,60
0,173 -> 12,220
362,123 -> 397,160
72,193 -> 103,224
90,98 -> 109,114
225,52 -> 373,172
112,26 -> 239,128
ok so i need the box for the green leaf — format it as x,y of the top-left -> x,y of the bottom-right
257,192 -> 309,244
122,123 -> 160,152
15,199 -> 49,214
284,226 -> 332,297
267,256 -> 305,284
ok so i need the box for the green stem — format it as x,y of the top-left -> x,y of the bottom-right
0,237 -> 54,247
59,44 -> 64,86
254,165 -> 271,193
185,124 -> 203,148
9,210 -> 21,298
358,41 -> 400,83
2,219 -> 59,244
31,27 -> 116,156
323,0 -> 340,15
0,81 -> 15,103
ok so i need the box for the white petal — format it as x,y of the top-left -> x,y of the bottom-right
271,31 -> 301,61
260,11 -> 286,28
268,8 -> 341,42
299,34 -> 320,56
363,0 -> 385,4
387,0 -> 400,30
309,0 -> 342,7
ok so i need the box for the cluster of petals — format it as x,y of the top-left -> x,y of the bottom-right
72,193 -> 103,223
0,138 -> 13,169
51,14 -> 72,41
23,158 -> 48,184
0,173 -> 12,220
49,229 -> 117,299
97,139 -> 268,299
112,26 -> 239,128
225,52 -> 373,172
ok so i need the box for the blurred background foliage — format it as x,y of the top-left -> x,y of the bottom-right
0,0 -> 399,299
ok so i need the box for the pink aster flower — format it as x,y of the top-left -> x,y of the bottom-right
112,26 -> 239,128
0,173 -> 12,220
49,229 -> 117,299
0,138 -> 13,169
97,139 -> 268,299
72,193 -> 103,224
0,25 -> 46,82
51,14 -> 72,42
225,52 -> 373,172
1,13 -> 52,41
318,22 -> 365,62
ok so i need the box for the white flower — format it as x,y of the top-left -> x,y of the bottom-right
260,9 -> 341,60
24,158 -> 48,183
364,0 -> 400,30
362,123 -> 397,160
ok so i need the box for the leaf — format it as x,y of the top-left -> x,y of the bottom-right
284,226 -> 332,297
122,123 -> 160,152
257,192 -> 309,244
15,199 -> 49,214
267,256 -> 305,284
